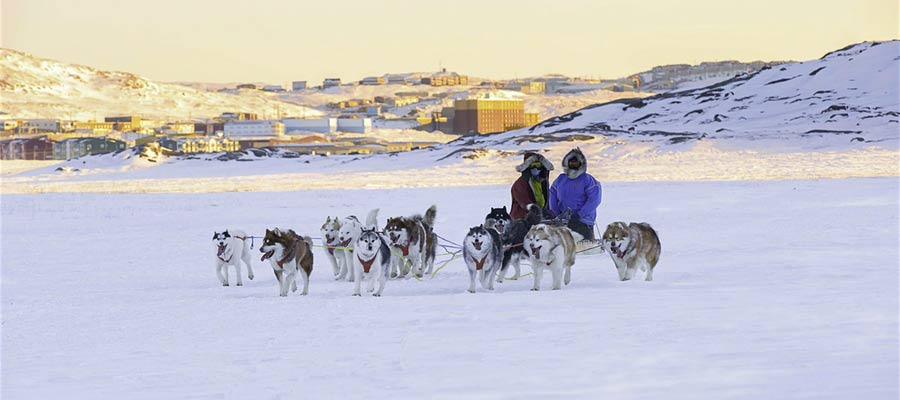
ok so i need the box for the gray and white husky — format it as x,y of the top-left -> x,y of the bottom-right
212,229 -> 255,286
335,215 -> 363,281
602,222 -> 661,281
462,225 -> 503,293
320,216 -> 349,280
352,209 -> 391,296
523,224 -> 579,291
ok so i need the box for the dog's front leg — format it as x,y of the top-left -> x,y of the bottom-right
216,262 -> 228,286
564,265 -> 572,286
366,272 -> 376,293
531,263 -> 543,291
483,262 -> 498,291
511,253 -> 521,280
467,267 -> 477,293
273,269 -> 285,296
644,263 -> 655,282
352,265 -> 363,296
374,273 -> 386,297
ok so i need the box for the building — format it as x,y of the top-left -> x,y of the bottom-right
364,106 -> 383,117
219,112 -> 258,121
262,85 -> 286,92
73,120 -> 114,134
104,115 -> 142,131
422,73 -> 468,86
283,118 -> 338,134
502,81 -> 546,94
22,119 -> 61,132
323,78 -> 342,88
361,76 -> 386,85
0,137 -> 55,160
195,122 -> 225,135
176,137 -> 240,153
1,120 -> 19,131
223,120 -> 284,138
386,96 -> 419,108
453,98 -> 526,135
161,122 -> 196,135
524,112 -> 541,126
53,137 -> 127,160
292,81 -> 307,91
236,83 -> 257,90
336,118 -> 372,133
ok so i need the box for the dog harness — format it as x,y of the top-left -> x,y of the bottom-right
471,254 -> 488,270
395,241 -> 410,256
358,253 -> 377,273
217,245 -> 233,263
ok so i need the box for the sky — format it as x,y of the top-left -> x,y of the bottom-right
2,0 -> 897,85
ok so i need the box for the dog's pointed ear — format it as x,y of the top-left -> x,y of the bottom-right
325,216 -> 331,223
503,206 -> 507,211
274,228 -> 282,237
224,230 -> 230,237
212,232 -> 217,240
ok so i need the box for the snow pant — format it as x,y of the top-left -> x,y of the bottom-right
568,218 -> 595,241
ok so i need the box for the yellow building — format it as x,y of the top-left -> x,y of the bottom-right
524,112 -> 541,126
74,121 -> 114,134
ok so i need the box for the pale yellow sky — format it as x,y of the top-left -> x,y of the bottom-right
2,0 -> 897,85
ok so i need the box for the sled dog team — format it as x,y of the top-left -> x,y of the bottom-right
213,205 -> 661,297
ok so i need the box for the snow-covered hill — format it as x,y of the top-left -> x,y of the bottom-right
0,49 -> 322,120
521,41 -> 898,144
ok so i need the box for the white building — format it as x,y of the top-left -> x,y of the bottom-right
224,120 -> 284,138
323,78 -> 342,88
262,85 -> 285,92
282,118 -> 337,134
292,81 -> 307,91
337,118 -> 372,133
23,119 -> 60,132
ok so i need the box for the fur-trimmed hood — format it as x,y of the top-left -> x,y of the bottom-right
515,152 -> 554,173
562,148 -> 587,179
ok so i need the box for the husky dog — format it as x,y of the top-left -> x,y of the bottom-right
384,205 -> 437,278
462,225 -> 503,293
522,224 -> 578,291
484,206 -> 511,236
352,209 -> 392,296
335,215 -> 363,281
320,216 -> 349,280
497,205 -> 543,282
259,228 -> 314,296
212,230 -> 255,286
602,222 -> 661,281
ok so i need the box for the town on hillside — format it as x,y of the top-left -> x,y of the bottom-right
0,61 -> 781,161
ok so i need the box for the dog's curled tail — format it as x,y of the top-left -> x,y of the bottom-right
366,208 -> 380,230
424,205 -> 437,228
301,235 -> 313,247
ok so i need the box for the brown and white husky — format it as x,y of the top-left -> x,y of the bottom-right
260,228 -> 314,296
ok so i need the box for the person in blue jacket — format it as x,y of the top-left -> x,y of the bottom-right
549,148 -> 602,241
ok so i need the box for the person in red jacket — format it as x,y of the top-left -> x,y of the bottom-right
510,151 -> 554,220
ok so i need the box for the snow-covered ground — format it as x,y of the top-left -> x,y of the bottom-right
2,178 -> 897,399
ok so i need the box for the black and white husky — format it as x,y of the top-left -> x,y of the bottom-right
463,225 -> 503,293
497,205 -> 543,282
212,230 -> 255,286
352,209 -> 391,296
484,206 -> 511,237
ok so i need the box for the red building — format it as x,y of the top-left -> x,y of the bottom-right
0,137 -> 55,160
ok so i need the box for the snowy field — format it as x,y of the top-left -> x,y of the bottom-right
2,178 -> 897,399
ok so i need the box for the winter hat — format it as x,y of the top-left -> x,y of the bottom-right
562,148 -> 587,179
515,151 -> 554,172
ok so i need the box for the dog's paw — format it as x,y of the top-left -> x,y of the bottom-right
390,272 -> 398,278
352,293 -> 362,297
530,288 -> 539,291
373,293 -> 381,297
248,274 -> 254,280
236,282 -> 243,286
467,289 -> 475,293
292,286 -> 297,292
222,283 -> 229,287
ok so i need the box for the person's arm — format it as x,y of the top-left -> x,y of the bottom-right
549,177 -> 560,216
580,177 -> 602,219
